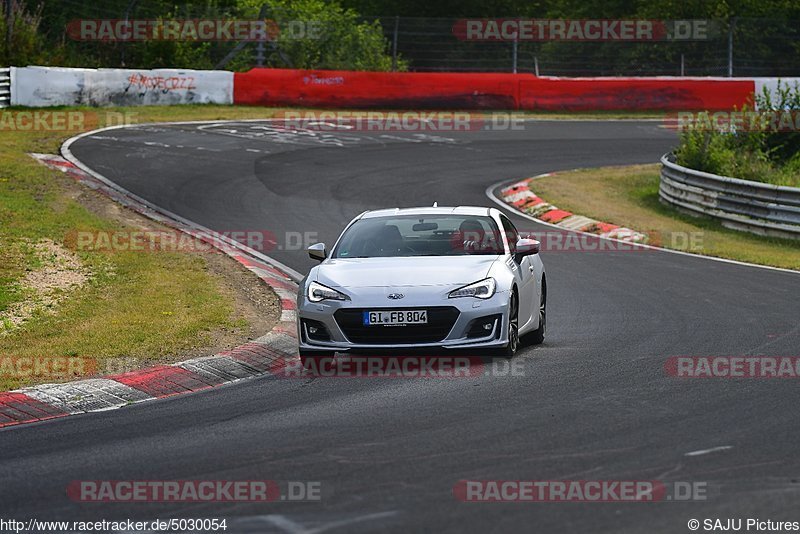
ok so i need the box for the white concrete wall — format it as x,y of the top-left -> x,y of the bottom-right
11,66 -> 233,107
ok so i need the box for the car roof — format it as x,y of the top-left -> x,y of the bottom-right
360,206 -> 495,219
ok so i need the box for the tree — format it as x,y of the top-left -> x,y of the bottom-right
238,0 -> 400,70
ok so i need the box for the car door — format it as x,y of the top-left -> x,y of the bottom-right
501,215 -> 536,330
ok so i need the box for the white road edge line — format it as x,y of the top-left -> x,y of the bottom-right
685,446 -> 733,457
485,174 -> 800,277
60,120 -> 304,282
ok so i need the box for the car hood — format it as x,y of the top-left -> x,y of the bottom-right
315,256 -> 500,288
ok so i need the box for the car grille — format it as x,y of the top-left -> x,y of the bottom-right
334,306 -> 460,345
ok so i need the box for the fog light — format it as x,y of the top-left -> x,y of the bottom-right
466,315 -> 501,338
303,319 -> 331,341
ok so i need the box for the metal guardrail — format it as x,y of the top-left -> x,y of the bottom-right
0,68 -> 10,108
659,153 -> 800,240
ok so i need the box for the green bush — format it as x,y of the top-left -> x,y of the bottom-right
0,2 -> 67,66
2,0 -> 399,72
755,80 -> 800,165
675,81 -> 800,187
238,0 -> 403,71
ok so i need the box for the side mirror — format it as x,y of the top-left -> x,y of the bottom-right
308,242 -> 327,262
514,238 -> 540,262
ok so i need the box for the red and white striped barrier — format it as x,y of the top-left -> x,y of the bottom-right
499,176 -> 648,242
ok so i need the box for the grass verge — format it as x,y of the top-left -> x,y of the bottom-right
530,164 -> 800,270
0,104 -> 287,390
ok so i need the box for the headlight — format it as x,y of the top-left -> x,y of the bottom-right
307,281 -> 348,303
448,277 -> 496,299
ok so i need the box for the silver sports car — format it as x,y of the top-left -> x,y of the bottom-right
296,206 -> 546,362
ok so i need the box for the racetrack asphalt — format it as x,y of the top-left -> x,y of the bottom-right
1,120 -> 798,533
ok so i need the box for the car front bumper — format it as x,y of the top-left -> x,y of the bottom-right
297,287 -> 511,352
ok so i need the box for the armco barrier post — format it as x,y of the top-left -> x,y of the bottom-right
0,67 -> 10,107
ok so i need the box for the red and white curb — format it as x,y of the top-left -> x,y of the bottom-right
499,176 -> 648,243
0,154 -> 301,429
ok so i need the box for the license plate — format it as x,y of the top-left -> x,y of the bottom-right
363,310 -> 428,326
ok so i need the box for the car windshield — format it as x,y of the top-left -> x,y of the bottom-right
332,214 -> 504,258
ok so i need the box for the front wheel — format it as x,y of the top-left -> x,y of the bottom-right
495,292 -> 519,359
527,278 -> 546,345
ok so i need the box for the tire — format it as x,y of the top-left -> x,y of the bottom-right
299,350 -> 335,369
495,292 -> 519,359
528,278 -> 546,345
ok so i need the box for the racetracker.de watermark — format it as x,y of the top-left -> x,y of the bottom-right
67,480 -> 322,502
452,19 -> 714,41
65,229 -> 317,254
453,480 -> 707,502
667,110 -> 800,132
0,356 -> 145,380
447,229 -> 704,253
0,356 -> 94,380
66,19 -> 323,41
0,111 -> 136,131
517,230 -> 704,253
271,356 -> 525,378
665,356 -> 800,378
275,111 -> 525,132
64,228 -> 705,256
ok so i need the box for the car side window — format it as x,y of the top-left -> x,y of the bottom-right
500,216 -> 519,256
